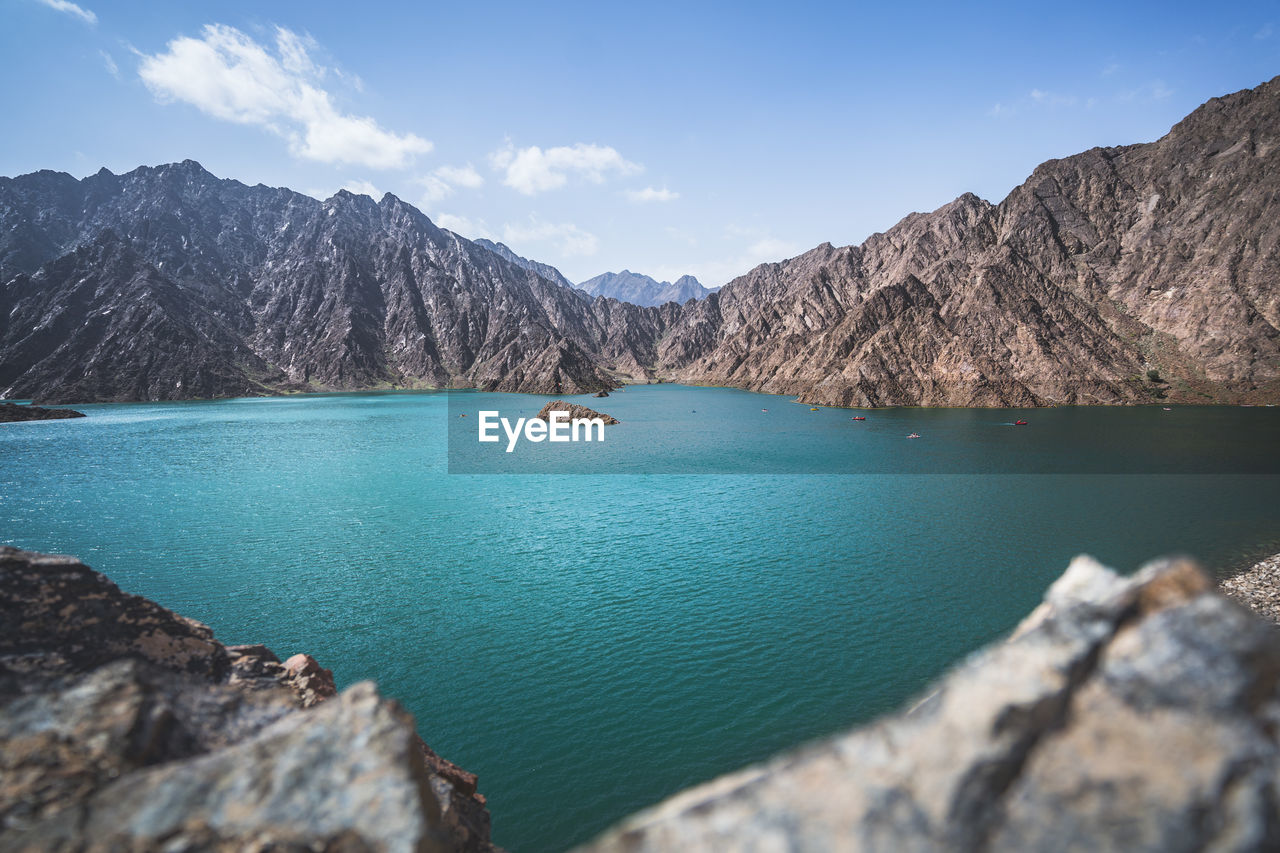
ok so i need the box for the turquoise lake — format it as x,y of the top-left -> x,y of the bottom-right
3,384 -> 1280,851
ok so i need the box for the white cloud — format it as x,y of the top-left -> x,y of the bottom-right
626,186 -> 679,203
138,24 -> 431,169
1256,23 -> 1274,40
99,49 -> 119,78
435,213 -> 495,240
435,164 -> 484,188
490,141 -> 641,195
502,216 -> 598,257
36,0 -> 96,25
651,228 -> 802,287
415,163 -> 484,203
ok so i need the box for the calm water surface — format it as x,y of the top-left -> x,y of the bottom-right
3,385 -> 1279,851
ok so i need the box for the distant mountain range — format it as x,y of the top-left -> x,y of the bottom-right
2,76 -> 1278,405
576,270 -> 715,307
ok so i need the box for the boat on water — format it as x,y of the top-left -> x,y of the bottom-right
810,407 -> 819,411
852,416 -> 866,421
907,433 -> 920,439
1014,420 -> 1028,426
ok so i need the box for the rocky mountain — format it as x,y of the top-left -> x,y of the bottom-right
586,555 -> 1280,850
0,162 -> 668,403
2,76 -> 1278,406
577,270 -> 715,307
473,237 -> 576,290
0,545 -> 495,851
652,77 -> 1280,406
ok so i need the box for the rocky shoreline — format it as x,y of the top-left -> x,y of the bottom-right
8,545 -> 1280,850
0,402 -> 85,422
0,546 -> 496,852
583,556 -> 1280,850
1221,551 -> 1280,623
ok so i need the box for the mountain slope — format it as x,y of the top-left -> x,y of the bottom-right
473,238 -> 577,291
2,77 -> 1278,406
0,162 -> 665,402
656,77 -> 1280,406
577,270 -> 714,307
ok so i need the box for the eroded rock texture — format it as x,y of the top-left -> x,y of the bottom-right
3,76 -> 1279,406
0,547 -> 495,852
583,557 -> 1280,852
655,77 -> 1280,406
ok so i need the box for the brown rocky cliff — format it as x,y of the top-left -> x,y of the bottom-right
656,76 -> 1280,406
0,546 -> 496,852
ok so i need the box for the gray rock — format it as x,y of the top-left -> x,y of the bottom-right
0,547 -> 495,852
581,556 -> 1280,852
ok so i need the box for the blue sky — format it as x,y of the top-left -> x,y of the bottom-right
2,0 -> 1277,285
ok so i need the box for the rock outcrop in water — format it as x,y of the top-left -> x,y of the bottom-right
0,546 -> 496,852
0,402 -> 84,422
534,400 -> 619,424
2,76 -> 1279,406
582,555 -> 1280,851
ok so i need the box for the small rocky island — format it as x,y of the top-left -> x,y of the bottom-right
0,402 -> 85,422
535,400 -> 619,424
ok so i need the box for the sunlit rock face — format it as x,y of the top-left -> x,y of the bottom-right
582,556 -> 1280,851
0,546 -> 496,852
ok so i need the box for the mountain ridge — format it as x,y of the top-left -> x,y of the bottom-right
577,269 -> 716,307
2,76 -> 1278,405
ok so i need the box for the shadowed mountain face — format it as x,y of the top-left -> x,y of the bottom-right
2,76 -> 1278,405
0,164 -> 668,402
577,270 -> 715,308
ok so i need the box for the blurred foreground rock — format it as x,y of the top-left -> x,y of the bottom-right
0,546 -> 495,852
583,556 -> 1280,852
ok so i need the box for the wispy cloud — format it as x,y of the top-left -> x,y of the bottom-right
35,0 -> 96,25
99,49 -> 119,79
1256,23 -> 1274,40
417,163 -> 484,203
490,141 -> 641,195
1118,80 -> 1174,102
626,186 -> 679,203
139,24 -> 431,169
435,213 -> 495,240
651,226 -> 801,287
1029,88 -> 1079,107
502,215 -> 598,256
